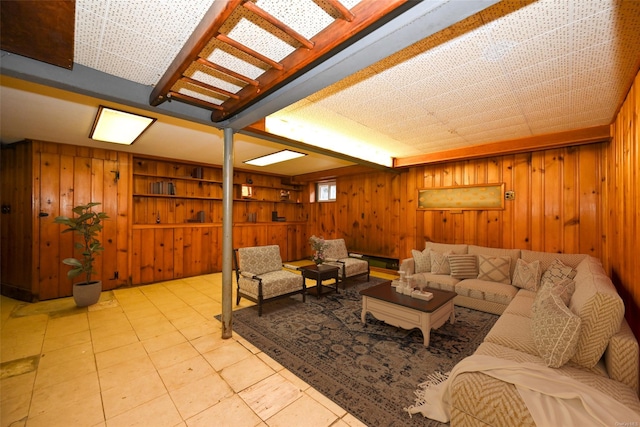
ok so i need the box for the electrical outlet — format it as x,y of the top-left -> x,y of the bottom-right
505,191 -> 515,200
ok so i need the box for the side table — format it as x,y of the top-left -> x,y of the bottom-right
299,264 -> 340,298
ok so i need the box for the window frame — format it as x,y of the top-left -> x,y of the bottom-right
316,180 -> 337,202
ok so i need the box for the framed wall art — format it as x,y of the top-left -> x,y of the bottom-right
418,183 -> 505,210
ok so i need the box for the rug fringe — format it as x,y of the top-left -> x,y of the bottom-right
404,370 -> 450,418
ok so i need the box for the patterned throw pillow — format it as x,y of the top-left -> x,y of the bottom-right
411,248 -> 431,273
448,254 -> 478,279
512,259 -> 541,291
430,251 -> 451,275
532,278 -> 576,314
532,292 -> 582,368
540,258 -> 577,285
477,255 -> 511,284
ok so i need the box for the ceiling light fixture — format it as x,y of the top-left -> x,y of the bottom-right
244,150 -> 306,166
89,106 -> 155,145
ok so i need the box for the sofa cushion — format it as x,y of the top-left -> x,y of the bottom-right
430,250 -> 451,274
521,249 -> 586,272
411,248 -> 431,273
469,245 -> 521,278
569,256 -> 625,368
532,292 -> 582,368
448,254 -> 478,279
456,279 -> 518,306
540,258 -> 577,284
413,272 -> 459,292
503,290 -> 536,318
425,242 -> 468,254
484,313 -> 538,356
477,255 -> 511,284
512,259 -> 541,291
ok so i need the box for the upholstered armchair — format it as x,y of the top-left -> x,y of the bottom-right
323,238 -> 370,286
233,245 -> 305,316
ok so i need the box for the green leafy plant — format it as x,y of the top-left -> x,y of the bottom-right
54,202 -> 109,284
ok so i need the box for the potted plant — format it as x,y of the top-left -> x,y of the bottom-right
54,202 -> 109,307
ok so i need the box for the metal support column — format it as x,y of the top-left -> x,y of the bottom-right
221,127 -> 234,339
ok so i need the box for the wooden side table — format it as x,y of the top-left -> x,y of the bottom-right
300,264 -> 340,298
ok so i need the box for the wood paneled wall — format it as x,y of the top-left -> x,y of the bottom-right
606,71 -> 639,337
309,144 -> 606,263
0,140 -> 130,300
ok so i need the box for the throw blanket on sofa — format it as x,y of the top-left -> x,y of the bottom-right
406,354 -> 640,426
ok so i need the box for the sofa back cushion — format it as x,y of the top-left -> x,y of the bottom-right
324,239 -> 349,260
237,245 -> 283,276
425,242 -> 468,254
521,250 -> 586,273
569,256 -> 625,368
469,245 -> 520,278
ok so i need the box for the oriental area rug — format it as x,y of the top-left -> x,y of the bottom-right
230,278 -> 499,426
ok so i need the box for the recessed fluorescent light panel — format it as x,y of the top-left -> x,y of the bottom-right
90,106 -> 155,145
244,150 -> 306,166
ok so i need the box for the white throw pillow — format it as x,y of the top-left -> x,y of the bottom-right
532,278 -> 576,314
477,255 -> 511,284
532,292 -> 582,368
430,251 -> 451,275
411,248 -> 431,273
512,259 -> 541,291
540,258 -> 577,285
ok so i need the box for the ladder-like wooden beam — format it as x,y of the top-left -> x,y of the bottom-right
215,33 -> 284,71
326,0 -> 355,22
211,0 -> 409,122
180,76 -> 240,100
150,0 -> 243,106
168,91 -> 224,111
196,57 -> 259,87
242,1 -> 314,50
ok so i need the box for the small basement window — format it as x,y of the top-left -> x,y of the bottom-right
317,180 -> 336,202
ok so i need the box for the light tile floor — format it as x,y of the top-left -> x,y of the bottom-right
1,266 -> 396,427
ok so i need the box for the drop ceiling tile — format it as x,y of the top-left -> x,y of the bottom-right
203,44 -> 268,80
94,50 -> 163,86
225,16 -> 295,63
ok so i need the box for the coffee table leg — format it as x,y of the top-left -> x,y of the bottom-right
361,297 -> 367,323
421,314 -> 432,347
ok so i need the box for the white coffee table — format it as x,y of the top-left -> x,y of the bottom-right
360,281 -> 456,347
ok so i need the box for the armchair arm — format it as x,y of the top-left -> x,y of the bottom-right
283,264 -> 300,271
240,271 -> 260,280
325,257 -> 342,263
399,258 -> 416,275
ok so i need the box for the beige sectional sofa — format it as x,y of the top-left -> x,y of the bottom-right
400,242 -> 640,425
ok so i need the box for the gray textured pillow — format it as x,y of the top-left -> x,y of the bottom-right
411,248 -> 431,273
430,251 -> 451,275
448,254 -> 478,279
532,292 -> 582,368
540,258 -> 577,284
477,255 -> 511,284
512,259 -> 541,291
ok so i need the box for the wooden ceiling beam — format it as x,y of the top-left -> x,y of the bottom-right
180,76 -> 240,100
168,91 -> 224,111
195,57 -> 259,87
326,0 -> 355,22
393,125 -> 612,167
215,33 -> 284,71
211,0 -> 409,122
149,0 -> 243,106
242,1 -> 315,50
